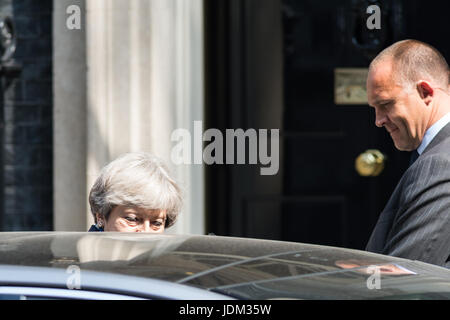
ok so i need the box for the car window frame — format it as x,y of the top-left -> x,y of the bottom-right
0,264 -> 234,300
0,286 -> 144,300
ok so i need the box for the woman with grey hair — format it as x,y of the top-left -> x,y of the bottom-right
88,152 -> 182,233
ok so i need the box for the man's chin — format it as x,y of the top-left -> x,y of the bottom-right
393,141 -> 416,152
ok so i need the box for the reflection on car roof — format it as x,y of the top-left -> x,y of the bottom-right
1,232 -> 449,299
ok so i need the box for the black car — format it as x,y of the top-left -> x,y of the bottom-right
0,232 -> 449,300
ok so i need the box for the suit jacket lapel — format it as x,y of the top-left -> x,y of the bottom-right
422,121 -> 450,155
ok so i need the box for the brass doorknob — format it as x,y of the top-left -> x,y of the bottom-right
355,149 -> 386,177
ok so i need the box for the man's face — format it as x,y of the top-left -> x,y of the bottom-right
367,61 -> 429,151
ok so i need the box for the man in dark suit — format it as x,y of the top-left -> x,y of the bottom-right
365,39 -> 450,268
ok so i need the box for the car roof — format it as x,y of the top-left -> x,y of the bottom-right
1,232 -> 449,299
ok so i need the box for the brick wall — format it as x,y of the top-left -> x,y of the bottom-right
1,0 -> 53,230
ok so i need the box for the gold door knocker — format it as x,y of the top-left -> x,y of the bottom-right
355,149 -> 386,177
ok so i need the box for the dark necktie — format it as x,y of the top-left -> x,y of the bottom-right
409,150 -> 419,167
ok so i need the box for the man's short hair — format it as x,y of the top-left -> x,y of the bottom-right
370,39 -> 449,91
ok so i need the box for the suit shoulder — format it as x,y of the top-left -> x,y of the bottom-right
400,152 -> 450,203
423,133 -> 450,156
411,150 -> 450,172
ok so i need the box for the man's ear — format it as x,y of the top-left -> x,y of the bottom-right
416,81 -> 434,105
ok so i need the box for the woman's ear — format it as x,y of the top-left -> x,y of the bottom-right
416,81 -> 434,105
95,213 -> 104,226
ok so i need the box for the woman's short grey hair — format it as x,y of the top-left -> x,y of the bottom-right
89,152 -> 183,228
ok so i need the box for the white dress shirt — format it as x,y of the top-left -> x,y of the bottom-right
417,112 -> 450,155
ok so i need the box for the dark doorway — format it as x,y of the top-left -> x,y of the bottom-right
204,0 -> 450,250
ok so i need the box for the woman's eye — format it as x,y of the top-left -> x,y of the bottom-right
125,216 -> 138,223
152,221 -> 164,228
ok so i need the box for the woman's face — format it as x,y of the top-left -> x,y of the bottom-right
99,206 -> 167,233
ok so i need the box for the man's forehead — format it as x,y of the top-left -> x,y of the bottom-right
367,60 -> 396,103
368,60 -> 394,85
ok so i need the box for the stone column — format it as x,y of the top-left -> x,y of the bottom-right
54,0 -> 204,233
53,0 -> 87,231
84,0 -> 205,234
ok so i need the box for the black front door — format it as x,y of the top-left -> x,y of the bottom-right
280,0 -> 409,249
205,0 -> 450,250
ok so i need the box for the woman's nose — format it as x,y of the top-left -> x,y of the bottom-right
136,221 -> 152,232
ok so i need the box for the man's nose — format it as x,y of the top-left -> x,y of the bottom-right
375,109 -> 387,127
